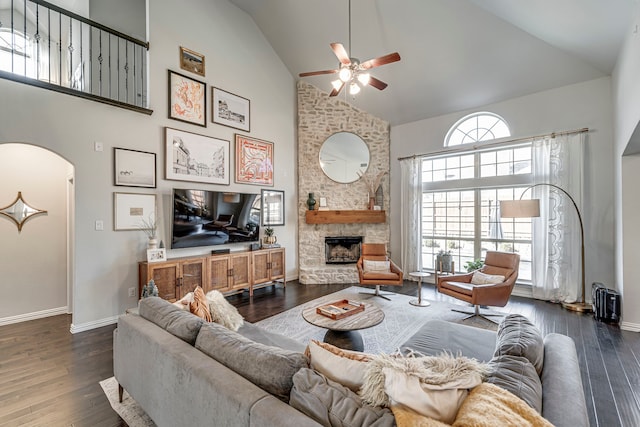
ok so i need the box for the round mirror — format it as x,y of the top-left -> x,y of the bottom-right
319,132 -> 370,183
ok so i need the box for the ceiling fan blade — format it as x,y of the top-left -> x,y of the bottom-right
360,52 -> 401,70
368,76 -> 388,90
330,43 -> 352,65
329,81 -> 345,97
299,69 -> 338,77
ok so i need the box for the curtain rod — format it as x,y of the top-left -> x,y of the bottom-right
397,127 -> 589,161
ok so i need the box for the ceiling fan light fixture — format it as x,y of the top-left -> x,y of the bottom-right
349,81 -> 361,95
331,79 -> 343,90
339,66 -> 352,82
357,72 -> 370,86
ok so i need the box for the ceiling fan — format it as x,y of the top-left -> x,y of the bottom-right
298,0 -> 401,97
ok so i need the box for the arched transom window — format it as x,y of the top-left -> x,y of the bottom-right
445,112 -> 511,146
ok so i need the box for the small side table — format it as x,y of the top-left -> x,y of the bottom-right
409,272 -> 431,307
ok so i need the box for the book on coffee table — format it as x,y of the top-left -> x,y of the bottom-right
316,300 -> 365,320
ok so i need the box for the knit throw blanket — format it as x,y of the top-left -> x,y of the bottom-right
392,382 -> 554,427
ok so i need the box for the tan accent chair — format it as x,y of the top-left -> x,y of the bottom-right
437,251 -> 520,322
357,243 -> 403,300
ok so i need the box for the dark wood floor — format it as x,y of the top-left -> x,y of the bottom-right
0,281 -> 637,427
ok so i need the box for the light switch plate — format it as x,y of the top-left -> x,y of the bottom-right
95,220 -> 104,231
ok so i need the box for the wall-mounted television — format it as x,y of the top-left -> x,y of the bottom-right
172,188 -> 260,249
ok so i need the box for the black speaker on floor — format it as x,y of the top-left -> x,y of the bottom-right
592,282 -> 621,323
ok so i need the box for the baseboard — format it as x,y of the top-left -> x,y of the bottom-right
0,306 -> 68,326
620,321 -> 640,332
511,284 -> 533,298
70,315 -> 119,334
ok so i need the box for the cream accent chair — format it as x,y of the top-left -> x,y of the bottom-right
437,251 -> 519,323
357,243 -> 403,300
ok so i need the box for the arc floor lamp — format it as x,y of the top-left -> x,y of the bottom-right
500,183 -> 592,313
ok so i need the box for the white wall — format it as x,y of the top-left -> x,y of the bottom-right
0,0 -> 297,331
390,77 -> 615,300
612,4 -> 640,331
0,144 -> 72,321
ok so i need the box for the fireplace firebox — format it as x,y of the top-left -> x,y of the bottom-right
325,236 -> 363,264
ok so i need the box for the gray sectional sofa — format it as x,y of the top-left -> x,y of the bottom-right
113,297 -> 589,427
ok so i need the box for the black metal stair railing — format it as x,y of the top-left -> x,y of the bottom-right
0,0 -> 152,114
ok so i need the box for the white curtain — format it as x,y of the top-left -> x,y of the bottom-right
400,157 -> 422,277
531,133 -> 584,302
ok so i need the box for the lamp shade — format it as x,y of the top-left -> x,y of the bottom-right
500,199 -> 541,218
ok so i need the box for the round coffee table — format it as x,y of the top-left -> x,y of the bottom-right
409,271 -> 432,307
302,301 -> 384,351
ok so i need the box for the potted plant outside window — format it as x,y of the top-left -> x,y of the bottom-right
435,250 -> 453,273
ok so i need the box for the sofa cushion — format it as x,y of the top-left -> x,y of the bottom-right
290,368 -> 395,427
236,322 -> 307,352
400,319 -> 497,362
494,314 -> 544,375
306,340 -> 372,392
485,354 -> 543,413
138,297 -> 204,345
195,321 -> 308,402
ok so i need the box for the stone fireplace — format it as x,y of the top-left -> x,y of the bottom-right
325,236 -> 362,264
297,81 -> 390,284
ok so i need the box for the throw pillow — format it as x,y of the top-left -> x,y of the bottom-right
494,314 -> 544,375
205,289 -> 244,331
470,271 -> 505,285
360,353 -> 489,424
306,340 -> 372,392
453,382 -> 553,427
363,259 -> 391,272
485,354 -> 543,413
289,368 -> 395,427
189,286 -> 212,322
172,292 -> 193,310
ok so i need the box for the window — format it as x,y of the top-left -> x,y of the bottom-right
0,29 -> 37,78
444,112 -> 511,147
422,114 -> 532,281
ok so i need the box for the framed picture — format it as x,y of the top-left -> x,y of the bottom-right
114,192 -> 156,231
179,46 -> 205,77
212,87 -> 250,132
168,70 -> 206,127
114,148 -> 156,188
165,127 -> 230,185
261,189 -> 285,226
235,134 -> 273,186
147,248 -> 167,263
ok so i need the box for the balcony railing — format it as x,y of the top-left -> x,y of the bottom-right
0,0 -> 151,114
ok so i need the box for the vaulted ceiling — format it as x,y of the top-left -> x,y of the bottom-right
230,0 -> 635,126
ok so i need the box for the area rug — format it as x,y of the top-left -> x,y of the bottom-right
255,286 -> 499,354
100,377 -> 156,427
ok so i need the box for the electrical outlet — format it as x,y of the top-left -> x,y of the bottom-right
128,287 -> 136,298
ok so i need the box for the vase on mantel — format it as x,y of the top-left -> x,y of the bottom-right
307,193 -> 316,210
368,197 -> 376,210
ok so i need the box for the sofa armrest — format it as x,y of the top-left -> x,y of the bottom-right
540,334 -> 589,427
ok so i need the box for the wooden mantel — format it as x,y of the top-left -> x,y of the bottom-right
305,210 -> 386,224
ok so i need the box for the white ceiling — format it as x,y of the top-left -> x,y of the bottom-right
229,0 -> 635,126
